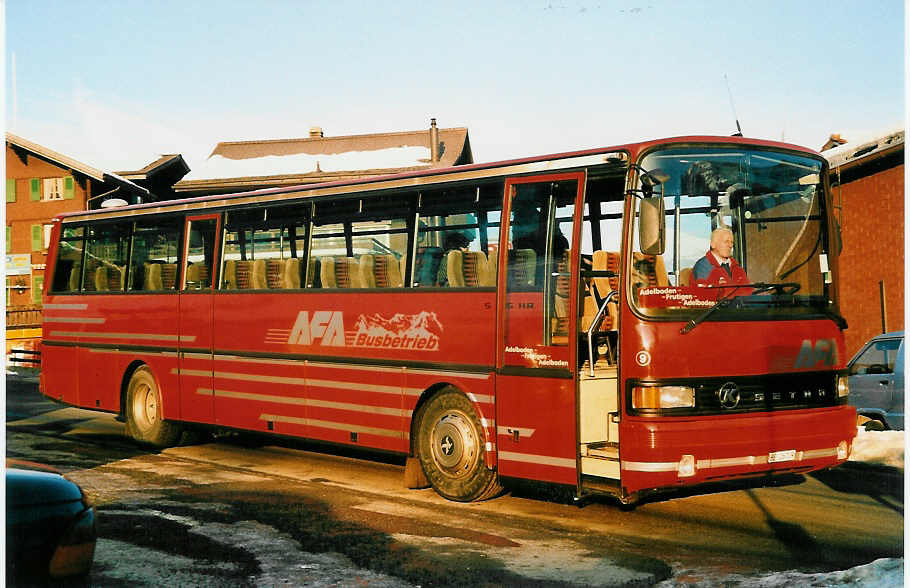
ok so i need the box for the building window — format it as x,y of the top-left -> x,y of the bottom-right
6,226 -> 10,254
44,224 -> 53,250
44,178 -> 65,201
31,276 -> 44,306
31,225 -> 43,251
6,178 -> 15,203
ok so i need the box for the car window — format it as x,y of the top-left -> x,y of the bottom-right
850,338 -> 902,375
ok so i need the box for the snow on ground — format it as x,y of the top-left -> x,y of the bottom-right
850,428 -> 905,469
660,558 -> 904,587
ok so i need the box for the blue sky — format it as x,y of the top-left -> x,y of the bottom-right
4,0 -> 905,172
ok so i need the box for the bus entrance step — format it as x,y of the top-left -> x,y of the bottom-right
584,442 -> 619,459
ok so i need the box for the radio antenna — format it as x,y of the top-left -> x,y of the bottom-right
724,74 -> 743,136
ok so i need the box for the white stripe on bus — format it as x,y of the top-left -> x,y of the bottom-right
43,303 -> 88,310
497,451 -> 575,470
259,413 -> 407,439
174,369 -> 491,403
44,317 -> 106,324
198,388 -> 411,417
216,354 -> 493,383
622,446 -> 843,473
50,330 -> 194,342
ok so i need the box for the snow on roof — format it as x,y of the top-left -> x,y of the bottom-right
850,428 -> 904,469
823,126 -> 904,168
183,145 -> 432,181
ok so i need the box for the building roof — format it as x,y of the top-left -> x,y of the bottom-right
174,123 -> 472,195
115,154 -> 189,182
823,127 -> 904,170
6,132 -> 149,198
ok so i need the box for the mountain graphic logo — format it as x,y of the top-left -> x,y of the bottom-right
350,311 -> 442,351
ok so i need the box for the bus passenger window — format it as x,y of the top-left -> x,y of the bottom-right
416,185 -> 502,288
184,219 -> 217,291
308,223 -> 345,288
82,224 -> 130,292
50,226 -> 84,293
130,220 -> 180,292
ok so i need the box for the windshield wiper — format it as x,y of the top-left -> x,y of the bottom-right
679,282 -> 801,335
747,282 -> 801,295
680,294 -> 736,335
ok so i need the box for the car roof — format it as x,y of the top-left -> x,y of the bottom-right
871,331 -> 904,340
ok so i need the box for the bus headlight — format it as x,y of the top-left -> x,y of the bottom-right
632,386 -> 695,409
837,376 -> 850,398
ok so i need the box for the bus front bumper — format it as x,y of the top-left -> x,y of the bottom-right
619,405 -> 857,494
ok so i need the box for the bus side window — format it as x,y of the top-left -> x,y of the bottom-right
350,200 -> 409,288
184,219 -> 217,291
82,223 -> 130,292
131,220 -> 181,292
50,226 -> 85,293
416,184 -> 502,288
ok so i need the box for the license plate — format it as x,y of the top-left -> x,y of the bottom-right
768,449 -> 796,463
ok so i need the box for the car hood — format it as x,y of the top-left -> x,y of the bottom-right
6,469 -> 84,507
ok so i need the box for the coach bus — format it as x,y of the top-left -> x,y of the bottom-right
39,135 -> 856,504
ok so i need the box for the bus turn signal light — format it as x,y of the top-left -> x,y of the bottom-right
837,376 -> 850,398
677,454 -> 696,477
632,386 -> 695,409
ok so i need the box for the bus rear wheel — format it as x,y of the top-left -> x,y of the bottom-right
416,388 -> 501,502
125,366 -> 182,448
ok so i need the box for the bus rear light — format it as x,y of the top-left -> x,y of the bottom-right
632,386 -> 695,409
677,454 -> 696,477
836,376 -> 850,398
837,441 -> 849,460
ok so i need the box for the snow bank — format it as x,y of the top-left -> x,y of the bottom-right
737,558 -> 903,587
850,428 -> 904,469
661,558 -> 904,587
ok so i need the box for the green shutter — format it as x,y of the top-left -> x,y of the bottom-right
31,224 -> 42,251
29,178 -> 41,201
64,176 -> 75,199
31,276 -> 44,305
6,178 -> 16,203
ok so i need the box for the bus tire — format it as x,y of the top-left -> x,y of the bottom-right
416,388 -> 501,502
125,366 -> 182,448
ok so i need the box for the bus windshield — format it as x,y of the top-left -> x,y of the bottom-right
630,146 -> 835,322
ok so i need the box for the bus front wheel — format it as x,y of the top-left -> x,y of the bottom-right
416,388 -> 501,502
125,366 -> 182,448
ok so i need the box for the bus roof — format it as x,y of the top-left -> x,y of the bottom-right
55,135 -> 821,224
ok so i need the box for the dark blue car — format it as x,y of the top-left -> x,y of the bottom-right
6,464 -> 97,583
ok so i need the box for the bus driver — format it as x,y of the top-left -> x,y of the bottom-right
692,227 -> 749,286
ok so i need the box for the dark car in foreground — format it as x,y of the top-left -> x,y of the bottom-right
847,331 -> 904,430
6,463 -> 96,584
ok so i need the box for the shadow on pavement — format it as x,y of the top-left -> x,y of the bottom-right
810,462 -> 903,515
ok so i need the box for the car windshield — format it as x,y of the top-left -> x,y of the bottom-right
630,145 -> 836,322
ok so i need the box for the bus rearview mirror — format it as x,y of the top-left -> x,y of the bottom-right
639,197 -> 665,255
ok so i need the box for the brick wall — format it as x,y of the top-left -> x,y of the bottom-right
835,163 -> 904,356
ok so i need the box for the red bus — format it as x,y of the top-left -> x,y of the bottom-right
40,136 -> 856,504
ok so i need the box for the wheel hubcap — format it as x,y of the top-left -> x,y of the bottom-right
430,411 -> 479,479
133,382 -> 158,432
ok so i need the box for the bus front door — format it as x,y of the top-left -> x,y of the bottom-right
177,215 -> 220,424
495,173 -> 584,486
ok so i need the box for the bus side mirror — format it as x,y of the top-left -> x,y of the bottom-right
639,197 -> 665,255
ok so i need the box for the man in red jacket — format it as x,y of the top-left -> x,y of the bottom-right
692,227 -> 749,286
